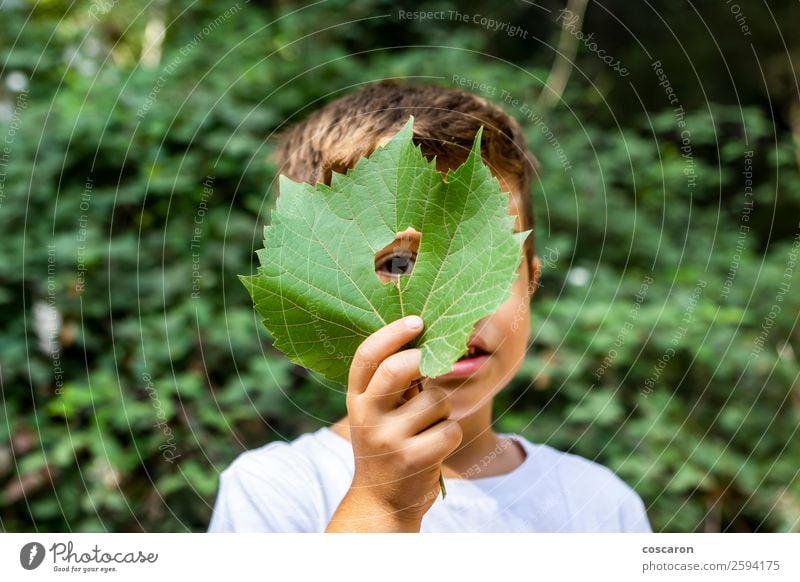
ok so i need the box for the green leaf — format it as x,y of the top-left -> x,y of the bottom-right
240,116 -> 529,385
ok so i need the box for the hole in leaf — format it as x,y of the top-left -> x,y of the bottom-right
374,226 -> 421,285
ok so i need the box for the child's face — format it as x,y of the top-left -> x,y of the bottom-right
374,168 -> 540,420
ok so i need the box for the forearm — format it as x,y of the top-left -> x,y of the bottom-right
325,489 -> 422,533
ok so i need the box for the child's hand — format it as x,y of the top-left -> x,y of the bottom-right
326,315 -> 463,532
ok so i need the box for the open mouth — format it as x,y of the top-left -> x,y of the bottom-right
457,345 -> 489,361
439,343 -> 492,380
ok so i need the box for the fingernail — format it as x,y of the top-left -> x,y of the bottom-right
405,315 -> 423,329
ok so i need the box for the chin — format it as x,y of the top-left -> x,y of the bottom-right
442,387 -> 498,420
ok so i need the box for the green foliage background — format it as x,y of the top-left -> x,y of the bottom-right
2,0 -> 798,532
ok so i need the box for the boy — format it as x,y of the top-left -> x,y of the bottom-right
208,80 -> 652,533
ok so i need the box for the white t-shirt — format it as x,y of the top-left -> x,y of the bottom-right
207,427 -> 652,533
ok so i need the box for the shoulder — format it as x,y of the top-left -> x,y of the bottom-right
208,428 -> 351,533
515,436 -> 652,532
225,430 -> 324,483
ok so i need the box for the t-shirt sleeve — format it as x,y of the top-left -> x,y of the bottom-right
617,486 -> 653,533
591,467 -> 652,533
549,446 -> 653,533
207,444 -> 321,533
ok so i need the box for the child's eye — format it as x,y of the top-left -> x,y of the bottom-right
376,250 -> 416,276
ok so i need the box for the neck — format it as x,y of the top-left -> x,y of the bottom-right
440,398 -> 499,478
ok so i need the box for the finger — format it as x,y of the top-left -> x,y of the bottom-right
388,387 -> 450,436
362,348 -> 423,411
405,419 -> 463,468
348,315 -> 424,396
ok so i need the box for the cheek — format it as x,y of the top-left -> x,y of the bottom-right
491,274 -> 531,354
501,297 -> 530,349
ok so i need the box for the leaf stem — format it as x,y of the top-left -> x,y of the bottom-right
411,378 -> 447,500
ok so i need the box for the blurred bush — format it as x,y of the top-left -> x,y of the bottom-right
1,0 -> 798,532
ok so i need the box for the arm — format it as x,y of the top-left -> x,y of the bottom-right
325,488 -> 422,533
